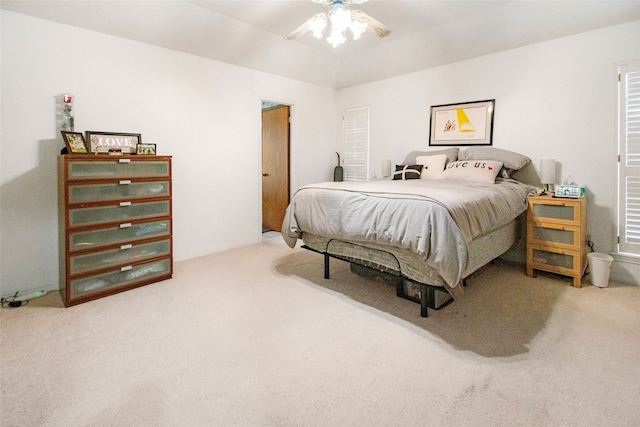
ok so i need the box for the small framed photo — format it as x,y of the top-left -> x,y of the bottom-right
429,99 -> 495,146
61,131 -> 88,154
136,143 -> 156,155
85,131 -> 141,154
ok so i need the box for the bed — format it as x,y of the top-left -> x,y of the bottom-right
282,147 -> 534,317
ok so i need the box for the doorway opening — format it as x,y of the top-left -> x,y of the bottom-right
261,101 -> 291,233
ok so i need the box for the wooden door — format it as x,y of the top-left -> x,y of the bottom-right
262,105 -> 290,232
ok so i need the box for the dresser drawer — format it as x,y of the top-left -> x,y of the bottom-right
68,180 -> 170,204
69,239 -> 171,275
69,200 -> 170,227
527,222 -> 581,250
70,258 -> 172,299
66,158 -> 170,180
69,220 -> 171,251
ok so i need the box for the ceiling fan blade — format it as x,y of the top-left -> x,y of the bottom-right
351,10 -> 391,38
285,12 -> 327,40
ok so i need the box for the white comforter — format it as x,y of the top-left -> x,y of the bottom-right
282,178 -> 531,288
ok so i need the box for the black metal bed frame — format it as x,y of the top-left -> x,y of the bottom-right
302,238 -> 456,317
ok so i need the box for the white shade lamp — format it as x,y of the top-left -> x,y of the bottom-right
382,159 -> 392,178
540,159 -> 556,193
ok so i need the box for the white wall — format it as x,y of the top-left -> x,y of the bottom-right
0,11 -> 338,297
337,21 -> 640,282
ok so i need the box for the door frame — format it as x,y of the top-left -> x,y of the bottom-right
260,99 -> 295,241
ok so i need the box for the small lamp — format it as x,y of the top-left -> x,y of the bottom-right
540,159 -> 556,193
382,159 -> 392,178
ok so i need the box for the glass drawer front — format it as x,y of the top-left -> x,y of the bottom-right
69,200 -> 170,227
532,248 -> 575,270
69,239 -> 171,275
68,181 -> 170,204
531,225 -> 577,246
532,203 -> 575,222
67,160 -> 170,180
70,220 -> 171,251
71,259 -> 171,298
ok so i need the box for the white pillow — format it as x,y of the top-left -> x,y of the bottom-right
437,160 -> 503,183
416,154 -> 448,179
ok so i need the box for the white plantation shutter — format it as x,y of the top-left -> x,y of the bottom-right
618,62 -> 640,254
343,107 -> 370,181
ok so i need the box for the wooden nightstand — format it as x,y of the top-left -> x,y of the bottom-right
526,194 -> 587,287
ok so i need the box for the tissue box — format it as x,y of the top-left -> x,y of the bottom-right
554,185 -> 585,198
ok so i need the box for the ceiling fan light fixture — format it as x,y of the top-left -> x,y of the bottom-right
329,3 -> 352,33
285,0 -> 391,48
308,16 -> 327,39
350,19 -> 367,40
327,29 -> 346,48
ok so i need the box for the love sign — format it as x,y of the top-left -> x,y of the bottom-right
86,131 -> 142,154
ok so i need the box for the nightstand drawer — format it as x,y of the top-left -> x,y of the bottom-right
528,198 -> 582,226
528,222 -> 582,250
527,244 -> 581,276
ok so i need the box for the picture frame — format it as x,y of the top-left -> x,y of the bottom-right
85,131 -> 141,154
429,99 -> 495,146
61,131 -> 88,154
136,143 -> 157,155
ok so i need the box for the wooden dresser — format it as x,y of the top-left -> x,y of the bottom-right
526,194 -> 587,287
58,155 -> 173,306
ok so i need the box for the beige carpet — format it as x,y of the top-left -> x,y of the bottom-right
1,232 -> 639,426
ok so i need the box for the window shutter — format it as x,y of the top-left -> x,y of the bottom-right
343,107 -> 370,181
618,62 -> 640,254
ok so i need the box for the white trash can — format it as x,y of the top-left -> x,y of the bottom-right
588,252 -> 613,288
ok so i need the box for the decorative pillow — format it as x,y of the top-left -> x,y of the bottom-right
437,160 -> 503,183
402,148 -> 458,166
498,168 -> 516,179
393,164 -> 423,180
458,147 -> 530,171
416,154 -> 448,179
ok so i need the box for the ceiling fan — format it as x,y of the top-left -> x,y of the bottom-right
285,0 -> 392,48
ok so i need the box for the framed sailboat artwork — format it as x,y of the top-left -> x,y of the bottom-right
429,99 -> 495,146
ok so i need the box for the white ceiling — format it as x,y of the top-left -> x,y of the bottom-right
3,0 -> 640,89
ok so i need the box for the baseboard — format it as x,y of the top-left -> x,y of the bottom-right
609,253 -> 640,286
